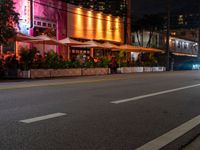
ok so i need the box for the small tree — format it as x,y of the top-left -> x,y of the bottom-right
117,50 -> 127,67
133,14 -> 165,47
19,47 -> 37,70
0,0 -> 19,45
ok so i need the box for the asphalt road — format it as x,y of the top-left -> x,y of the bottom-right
1,71 -> 200,150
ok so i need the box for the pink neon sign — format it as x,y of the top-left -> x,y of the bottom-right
14,0 -> 31,28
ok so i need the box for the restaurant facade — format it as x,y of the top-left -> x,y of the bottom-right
13,0 -> 125,57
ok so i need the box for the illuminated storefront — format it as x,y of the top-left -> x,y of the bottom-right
13,0 -> 124,56
169,37 -> 198,57
67,4 -> 124,42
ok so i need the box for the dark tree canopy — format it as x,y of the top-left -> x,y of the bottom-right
132,14 -> 165,47
0,0 -> 19,45
133,14 -> 165,32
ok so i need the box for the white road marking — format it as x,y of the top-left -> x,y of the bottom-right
19,113 -> 66,124
111,83 -> 200,104
136,115 -> 200,150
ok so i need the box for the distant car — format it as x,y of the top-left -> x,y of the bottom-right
175,60 -> 200,70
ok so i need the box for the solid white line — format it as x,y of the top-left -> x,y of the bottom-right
136,115 -> 200,150
19,113 -> 66,124
111,83 -> 200,104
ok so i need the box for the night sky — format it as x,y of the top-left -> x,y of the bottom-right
133,0 -> 199,17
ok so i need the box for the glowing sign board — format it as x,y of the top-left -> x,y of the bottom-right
14,0 -> 31,29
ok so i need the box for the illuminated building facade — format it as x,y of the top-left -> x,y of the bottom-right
66,0 -> 132,43
13,0 -> 125,55
67,4 -> 123,42
14,0 -> 124,41
66,0 -> 128,16
132,31 -> 198,57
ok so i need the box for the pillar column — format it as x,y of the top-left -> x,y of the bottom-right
0,45 -> 2,54
67,46 -> 71,60
90,48 -> 94,58
15,42 -> 19,58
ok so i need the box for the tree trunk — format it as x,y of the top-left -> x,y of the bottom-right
146,30 -> 154,47
136,31 -> 141,46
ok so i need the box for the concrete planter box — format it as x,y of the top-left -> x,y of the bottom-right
152,67 -> 166,72
120,67 -> 144,73
19,68 -> 110,79
51,69 -> 82,77
18,70 -> 31,79
143,67 -> 153,72
30,69 -> 82,79
120,67 -> 166,74
30,69 -> 52,79
18,67 -> 165,79
94,68 -> 110,75
82,68 -> 110,76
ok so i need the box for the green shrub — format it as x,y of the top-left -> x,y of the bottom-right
19,47 -> 37,70
31,54 -> 44,69
72,60 -> 82,68
141,53 -> 158,67
96,57 -> 110,68
63,60 -> 73,68
44,50 -> 60,69
82,58 -> 95,68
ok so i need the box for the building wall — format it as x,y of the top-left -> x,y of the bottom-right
170,37 -> 198,56
132,31 -> 198,56
33,0 -> 68,40
13,0 -> 125,55
14,0 -> 124,43
171,29 -> 199,42
126,0 -> 132,44
67,4 -> 124,43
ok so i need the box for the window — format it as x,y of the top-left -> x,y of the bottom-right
42,22 -> 47,27
178,15 -> 184,25
184,42 -> 188,49
177,41 -> 181,49
48,24 -> 52,28
37,22 -> 41,26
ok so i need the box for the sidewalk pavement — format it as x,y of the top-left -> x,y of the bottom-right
182,135 -> 200,150
0,74 -> 128,90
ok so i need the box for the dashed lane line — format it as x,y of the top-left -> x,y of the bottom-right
19,113 -> 67,124
136,115 -> 200,150
111,83 -> 200,104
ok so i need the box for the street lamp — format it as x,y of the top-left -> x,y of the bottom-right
166,0 -> 171,71
123,0 -> 128,44
198,3 -> 200,58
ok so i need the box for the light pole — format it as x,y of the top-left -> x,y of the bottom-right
166,0 -> 171,71
30,0 -> 33,29
198,4 -> 200,59
123,0 -> 128,44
